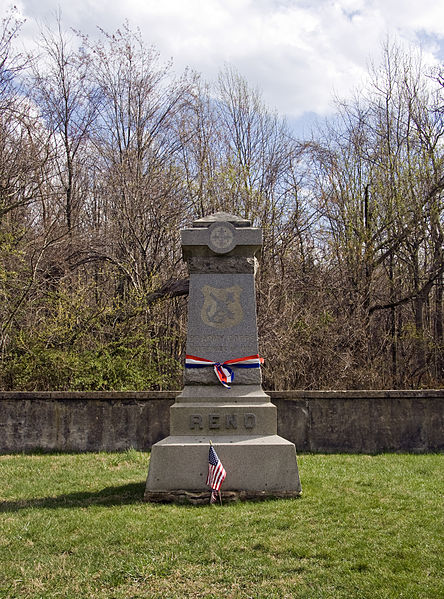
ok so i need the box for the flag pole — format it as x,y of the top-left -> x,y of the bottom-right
209,439 -> 213,504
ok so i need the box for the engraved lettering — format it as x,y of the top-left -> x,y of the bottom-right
188,334 -> 254,343
190,415 -> 203,430
225,414 -> 238,429
244,413 -> 257,429
189,413 -> 257,430
209,414 -> 221,429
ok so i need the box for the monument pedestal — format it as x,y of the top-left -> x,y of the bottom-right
145,435 -> 301,504
144,213 -> 301,503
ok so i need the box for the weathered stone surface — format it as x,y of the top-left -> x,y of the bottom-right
0,392 -> 175,453
1,391 -> 443,454
207,221 -> 237,254
306,394 -> 444,453
187,275 -> 258,343
144,489 -> 301,505
169,403 -> 277,436
176,384 -> 270,403
184,271 -> 261,385
145,435 -> 301,493
187,256 -> 257,274
181,217 -> 262,262
145,212 -> 302,502
192,212 -> 251,227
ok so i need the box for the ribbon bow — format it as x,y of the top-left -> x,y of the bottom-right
185,354 -> 263,388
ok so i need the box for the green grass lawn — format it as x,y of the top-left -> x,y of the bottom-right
1,451 -> 443,599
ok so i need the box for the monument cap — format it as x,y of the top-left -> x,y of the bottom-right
181,212 -> 262,258
192,212 -> 251,228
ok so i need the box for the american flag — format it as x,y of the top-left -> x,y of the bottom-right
206,445 -> 226,503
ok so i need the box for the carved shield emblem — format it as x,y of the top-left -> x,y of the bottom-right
201,285 -> 243,329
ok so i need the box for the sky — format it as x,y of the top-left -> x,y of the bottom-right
3,0 -> 444,133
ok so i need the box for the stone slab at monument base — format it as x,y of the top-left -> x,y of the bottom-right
144,435 -> 302,504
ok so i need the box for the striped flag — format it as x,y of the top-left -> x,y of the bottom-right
206,445 -> 226,503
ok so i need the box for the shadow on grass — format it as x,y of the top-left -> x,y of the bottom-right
0,482 -> 146,513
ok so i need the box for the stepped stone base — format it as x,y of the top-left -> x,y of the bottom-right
144,435 -> 302,502
170,385 -> 278,436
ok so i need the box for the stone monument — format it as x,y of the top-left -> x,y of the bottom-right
144,212 -> 301,502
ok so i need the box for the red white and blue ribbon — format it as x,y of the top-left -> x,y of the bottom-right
185,354 -> 263,388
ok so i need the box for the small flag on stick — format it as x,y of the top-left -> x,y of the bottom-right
206,443 -> 226,504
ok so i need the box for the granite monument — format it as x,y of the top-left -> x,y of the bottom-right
144,212 -> 301,502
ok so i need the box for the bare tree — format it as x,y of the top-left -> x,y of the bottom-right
79,23 -> 195,295
309,41 -> 444,386
30,17 -> 99,234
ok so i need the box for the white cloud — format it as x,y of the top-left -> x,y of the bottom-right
2,0 -> 444,119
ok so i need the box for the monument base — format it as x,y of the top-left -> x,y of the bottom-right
144,489 -> 301,505
144,435 -> 302,503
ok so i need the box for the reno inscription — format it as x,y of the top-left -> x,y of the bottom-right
189,413 -> 257,431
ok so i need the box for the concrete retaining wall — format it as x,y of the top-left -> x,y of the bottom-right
1,390 -> 443,453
